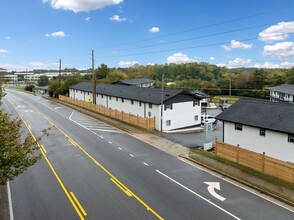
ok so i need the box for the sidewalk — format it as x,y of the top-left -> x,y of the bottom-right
51,97 -> 294,208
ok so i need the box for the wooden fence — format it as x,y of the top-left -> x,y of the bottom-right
215,140 -> 294,183
59,95 -> 156,130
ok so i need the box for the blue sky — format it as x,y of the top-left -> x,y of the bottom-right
1,0 -> 294,71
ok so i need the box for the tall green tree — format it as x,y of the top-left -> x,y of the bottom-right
37,75 -> 49,86
96,64 -> 110,80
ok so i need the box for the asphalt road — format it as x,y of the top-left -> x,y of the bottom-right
3,89 -> 294,220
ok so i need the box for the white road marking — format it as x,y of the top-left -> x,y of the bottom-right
7,181 -> 14,220
143,162 -> 149,166
108,141 -> 112,144
69,110 -> 74,120
130,154 -> 134,158
90,128 -> 122,133
118,147 -> 122,150
54,107 -> 62,109
156,170 -> 241,220
204,182 -> 226,201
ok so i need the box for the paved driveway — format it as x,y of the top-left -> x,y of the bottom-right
156,108 -> 223,148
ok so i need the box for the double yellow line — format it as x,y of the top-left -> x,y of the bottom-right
11,95 -> 164,220
6,98 -> 87,220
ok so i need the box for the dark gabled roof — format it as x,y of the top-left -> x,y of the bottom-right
70,82 -> 201,104
215,98 -> 294,134
266,84 -> 294,96
191,90 -> 210,98
113,78 -> 155,85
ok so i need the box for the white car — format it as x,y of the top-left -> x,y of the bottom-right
201,115 -> 217,124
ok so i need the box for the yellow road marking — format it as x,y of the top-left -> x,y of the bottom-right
68,139 -> 76,146
28,124 -> 31,130
40,145 -> 47,154
10,95 -> 164,220
70,192 -> 87,216
111,178 -> 132,197
6,98 -> 85,220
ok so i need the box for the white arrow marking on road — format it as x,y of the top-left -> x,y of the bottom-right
204,182 -> 226,201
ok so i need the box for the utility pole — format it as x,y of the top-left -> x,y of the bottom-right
92,50 -> 96,104
160,74 -> 164,132
58,59 -> 61,88
229,77 -> 231,96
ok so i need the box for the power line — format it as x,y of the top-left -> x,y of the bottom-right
106,19 -> 294,53
96,31 -> 294,58
96,5 -> 294,49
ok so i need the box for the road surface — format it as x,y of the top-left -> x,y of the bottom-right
3,89 -> 293,220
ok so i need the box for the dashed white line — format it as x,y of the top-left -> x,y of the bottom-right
130,154 -> 134,158
156,170 -> 241,220
143,162 -> 149,166
118,147 -> 122,150
108,141 -> 112,144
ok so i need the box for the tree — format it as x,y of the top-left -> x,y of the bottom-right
201,82 -> 221,100
0,85 -> 42,185
37,75 -> 49,86
95,64 -> 110,80
107,70 -> 129,81
285,67 -> 294,84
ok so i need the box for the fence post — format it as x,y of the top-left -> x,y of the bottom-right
236,144 -> 240,164
262,152 -> 265,173
137,115 -> 139,126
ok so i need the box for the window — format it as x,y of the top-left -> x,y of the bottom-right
109,96 -> 111,100
116,97 -> 118,102
139,101 -> 142,106
166,120 -> 171,126
122,98 -> 124,103
260,128 -> 266,136
288,134 -> 294,143
194,115 -> 198,121
235,123 -> 242,131
149,103 -> 152,109
164,103 -> 173,110
193,100 -> 200,107
87,92 -> 89,95
101,95 -> 103,98
131,100 -> 134,105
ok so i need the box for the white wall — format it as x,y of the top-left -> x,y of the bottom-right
224,121 -> 294,163
162,101 -> 201,131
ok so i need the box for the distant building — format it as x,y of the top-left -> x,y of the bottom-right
191,90 -> 210,107
216,98 -> 294,163
266,84 -> 294,104
112,78 -> 155,88
69,82 -> 202,132
33,86 -> 48,94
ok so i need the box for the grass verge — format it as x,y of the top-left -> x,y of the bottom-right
191,149 -> 294,190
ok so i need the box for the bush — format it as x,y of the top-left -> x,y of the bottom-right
24,85 -> 35,92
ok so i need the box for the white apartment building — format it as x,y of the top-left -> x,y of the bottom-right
216,99 -> 294,163
112,78 -> 155,88
69,82 -> 202,132
266,84 -> 294,104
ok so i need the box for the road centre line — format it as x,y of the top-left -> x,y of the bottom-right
40,145 -> 47,154
143,162 -> 149,166
130,154 -> 135,158
156,170 -> 241,220
70,192 -> 87,216
11,94 -> 164,220
5,98 -> 85,220
111,178 -> 132,197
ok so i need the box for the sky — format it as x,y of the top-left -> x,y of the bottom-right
1,0 -> 294,71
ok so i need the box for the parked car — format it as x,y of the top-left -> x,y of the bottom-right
201,115 -> 217,124
219,98 -> 228,107
222,103 -> 232,111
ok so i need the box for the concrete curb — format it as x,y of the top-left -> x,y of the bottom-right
179,155 -> 294,207
0,185 -> 9,220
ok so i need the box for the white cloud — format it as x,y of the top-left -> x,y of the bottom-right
216,58 -> 252,68
280,61 -> 294,68
43,0 -> 123,12
263,42 -> 294,57
258,21 -> 294,43
118,61 -> 139,67
167,53 -> 196,64
45,31 -> 65,37
209,57 -> 216,61
0,49 -> 8,53
252,62 -> 280,69
85,16 -> 91,21
149,27 -> 160,33
0,64 -> 28,71
28,62 -> 48,69
5,36 -> 10,40
222,40 -> 253,51
109,14 -> 127,22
